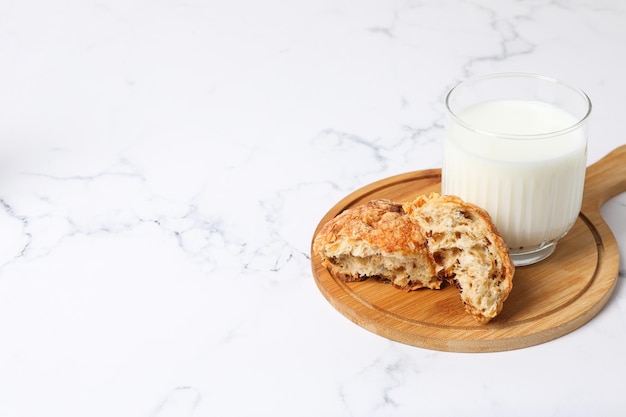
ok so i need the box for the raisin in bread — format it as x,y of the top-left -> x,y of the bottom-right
403,193 -> 514,323
312,199 -> 441,290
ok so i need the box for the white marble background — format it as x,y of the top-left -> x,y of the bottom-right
0,1 -> 625,416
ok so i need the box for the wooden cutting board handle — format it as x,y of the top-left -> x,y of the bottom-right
583,144 -> 626,212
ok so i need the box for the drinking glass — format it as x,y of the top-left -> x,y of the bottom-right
441,73 -> 591,266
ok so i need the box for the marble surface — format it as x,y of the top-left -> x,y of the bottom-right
0,1 -> 625,416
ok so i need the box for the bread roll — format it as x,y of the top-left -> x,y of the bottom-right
403,193 -> 514,323
312,199 -> 441,290
313,194 -> 514,323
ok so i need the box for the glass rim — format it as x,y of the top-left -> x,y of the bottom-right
445,72 -> 592,140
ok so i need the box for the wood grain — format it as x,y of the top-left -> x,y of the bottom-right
311,145 -> 626,352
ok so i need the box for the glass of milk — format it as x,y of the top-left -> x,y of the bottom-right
441,73 -> 591,266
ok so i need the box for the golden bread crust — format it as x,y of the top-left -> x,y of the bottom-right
313,200 -> 428,255
313,199 -> 440,290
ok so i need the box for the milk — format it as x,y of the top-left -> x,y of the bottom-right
442,99 -> 587,251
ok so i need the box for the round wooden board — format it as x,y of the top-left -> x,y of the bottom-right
311,165 -> 623,352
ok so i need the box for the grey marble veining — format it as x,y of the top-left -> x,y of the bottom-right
0,1 -> 624,416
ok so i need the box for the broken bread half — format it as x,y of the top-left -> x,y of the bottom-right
312,199 -> 441,290
313,193 -> 514,323
403,193 -> 515,324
